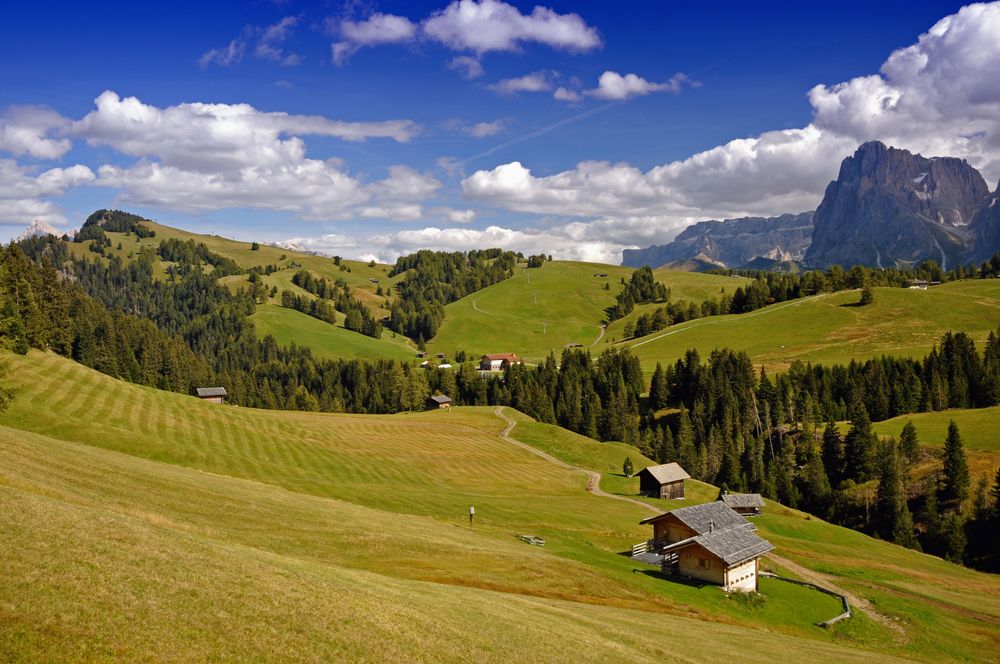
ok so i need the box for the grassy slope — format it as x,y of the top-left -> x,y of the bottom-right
2,351 -> 999,661
625,281 -> 1000,373
426,261 -> 630,362
70,220 -> 417,361
604,270 -> 752,342
3,426 -> 904,664
427,263 -> 752,363
871,407 -> 1000,453
251,303 -> 414,362
870,407 -> 1000,486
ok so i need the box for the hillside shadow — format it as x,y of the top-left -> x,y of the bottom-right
635,569 -> 707,589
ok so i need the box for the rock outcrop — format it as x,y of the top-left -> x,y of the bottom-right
805,141 -> 990,268
14,219 -> 60,243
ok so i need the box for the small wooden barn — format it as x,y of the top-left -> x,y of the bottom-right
638,501 -> 773,592
637,462 -> 690,499
721,492 -> 766,516
196,387 -> 227,404
427,394 -> 452,410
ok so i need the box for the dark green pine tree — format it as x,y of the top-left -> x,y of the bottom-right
941,512 -> 967,563
941,420 -> 970,505
676,409 -> 697,474
822,420 -> 845,485
992,467 -> 1000,521
844,404 -> 878,482
801,446 -> 833,517
899,421 -> 919,465
875,440 -> 918,549
648,362 -> 669,411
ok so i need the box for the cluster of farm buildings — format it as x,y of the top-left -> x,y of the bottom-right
634,462 -> 772,592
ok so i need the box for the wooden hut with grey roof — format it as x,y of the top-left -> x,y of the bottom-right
636,501 -> 773,592
721,492 -> 766,516
195,387 -> 227,404
637,462 -> 690,499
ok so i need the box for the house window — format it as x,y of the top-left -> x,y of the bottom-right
698,558 -> 710,569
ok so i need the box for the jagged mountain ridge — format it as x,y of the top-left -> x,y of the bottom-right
623,141 -> 999,270
621,212 -> 814,269
806,141 -> 990,268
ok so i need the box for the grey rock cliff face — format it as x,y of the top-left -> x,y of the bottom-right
622,212 -> 814,268
805,141 -> 990,268
968,180 -> 1000,264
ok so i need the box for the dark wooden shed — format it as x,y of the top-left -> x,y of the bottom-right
427,394 -> 452,410
637,462 -> 690,499
195,387 -> 227,404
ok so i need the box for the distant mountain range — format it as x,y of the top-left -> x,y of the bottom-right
624,141 -> 1000,270
622,212 -> 814,270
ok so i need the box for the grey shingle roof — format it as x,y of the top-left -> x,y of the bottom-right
721,493 -> 766,509
692,528 -> 774,566
429,394 -> 452,404
196,387 -> 227,398
640,500 -> 751,534
640,462 -> 690,485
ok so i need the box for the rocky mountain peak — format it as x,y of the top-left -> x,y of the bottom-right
15,219 -> 60,243
805,142 -> 991,268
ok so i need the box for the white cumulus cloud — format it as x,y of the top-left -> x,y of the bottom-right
0,158 -> 94,226
488,71 -> 556,95
332,13 -> 418,65
422,0 -> 601,54
585,71 -> 693,101
328,1 -> 600,68
60,91 -> 436,221
0,106 -> 72,159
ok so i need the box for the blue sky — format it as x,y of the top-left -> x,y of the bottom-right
2,0 -> 997,263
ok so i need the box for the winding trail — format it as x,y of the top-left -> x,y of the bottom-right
493,407 -> 659,514
493,406 -> 904,633
589,324 -> 607,347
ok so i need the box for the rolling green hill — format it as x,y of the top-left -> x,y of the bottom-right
624,280 -> 1000,372
251,304 -> 415,362
2,350 -> 999,662
425,261 -> 751,363
69,218 -> 417,361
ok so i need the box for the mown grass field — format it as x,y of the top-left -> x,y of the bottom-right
425,261 -> 630,362
427,262 -> 755,362
2,351 -> 1000,661
605,270 -> 752,342
871,407 -> 1000,453
625,280 -> 1000,373
870,407 -> 1000,486
251,303 -> 415,362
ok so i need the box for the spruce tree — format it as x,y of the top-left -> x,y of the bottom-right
875,440 -> 918,548
941,420 -> 970,505
623,457 -> 633,478
844,404 -> 878,482
648,362 -> 669,410
822,420 -> 845,485
941,512 -> 967,563
899,421 -> 919,465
